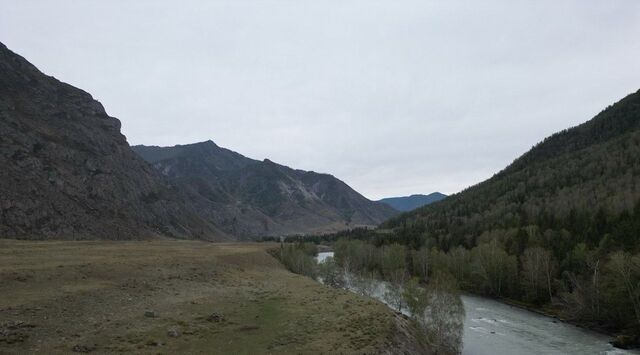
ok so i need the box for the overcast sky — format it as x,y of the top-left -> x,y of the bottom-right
2,1 -> 640,199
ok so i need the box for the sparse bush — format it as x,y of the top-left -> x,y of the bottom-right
381,279 -> 407,313
318,256 -> 345,288
273,243 -> 318,279
402,278 -> 426,317
415,273 -> 465,355
350,271 -> 378,297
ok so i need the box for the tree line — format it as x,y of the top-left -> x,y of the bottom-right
316,228 -> 640,348
271,241 -> 465,354
330,240 -> 465,354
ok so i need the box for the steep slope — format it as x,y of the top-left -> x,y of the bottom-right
0,42 -> 225,240
133,141 -> 397,238
378,90 -> 640,339
378,193 -> 447,212
384,89 -> 640,251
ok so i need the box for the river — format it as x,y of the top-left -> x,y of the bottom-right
316,252 -> 638,355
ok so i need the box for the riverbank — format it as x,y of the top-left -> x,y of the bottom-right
314,251 -> 638,354
0,240 -> 423,354
489,296 -> 639,349
461,294 -> 639,355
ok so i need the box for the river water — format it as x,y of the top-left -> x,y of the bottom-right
316,252 -> 638,355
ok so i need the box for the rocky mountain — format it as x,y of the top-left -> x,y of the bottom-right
378,192 -> 447,212
0,42 -> 394,240
0,42 -> 226,240
133,141 -> 398,238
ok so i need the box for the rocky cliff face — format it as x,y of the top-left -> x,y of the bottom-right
133,141 -> 397,238
0,41 -> 393,240
0,42 -> 225,240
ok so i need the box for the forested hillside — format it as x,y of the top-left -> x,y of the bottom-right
330,90 -> 640,345
384,89 -> 640,252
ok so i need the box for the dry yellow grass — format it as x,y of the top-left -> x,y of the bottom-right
0,240 -> 419,354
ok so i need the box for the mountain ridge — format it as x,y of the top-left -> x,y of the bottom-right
132,141 -> 398,238
0,41 -> 395,241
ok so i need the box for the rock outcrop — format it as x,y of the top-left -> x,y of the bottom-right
0,42 -> 225,240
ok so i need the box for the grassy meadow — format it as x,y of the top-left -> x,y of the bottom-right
0,240 -> 419,354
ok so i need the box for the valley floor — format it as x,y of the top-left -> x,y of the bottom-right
0,240 -> 420,354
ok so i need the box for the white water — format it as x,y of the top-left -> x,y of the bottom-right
316,252 -> 638,355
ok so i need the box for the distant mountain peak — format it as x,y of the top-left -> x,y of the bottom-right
409,192 -> 445,198
378,192 -> 447,212
195,139 -> 218,147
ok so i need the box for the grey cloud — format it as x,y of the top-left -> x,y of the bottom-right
2,0 -> 639,199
